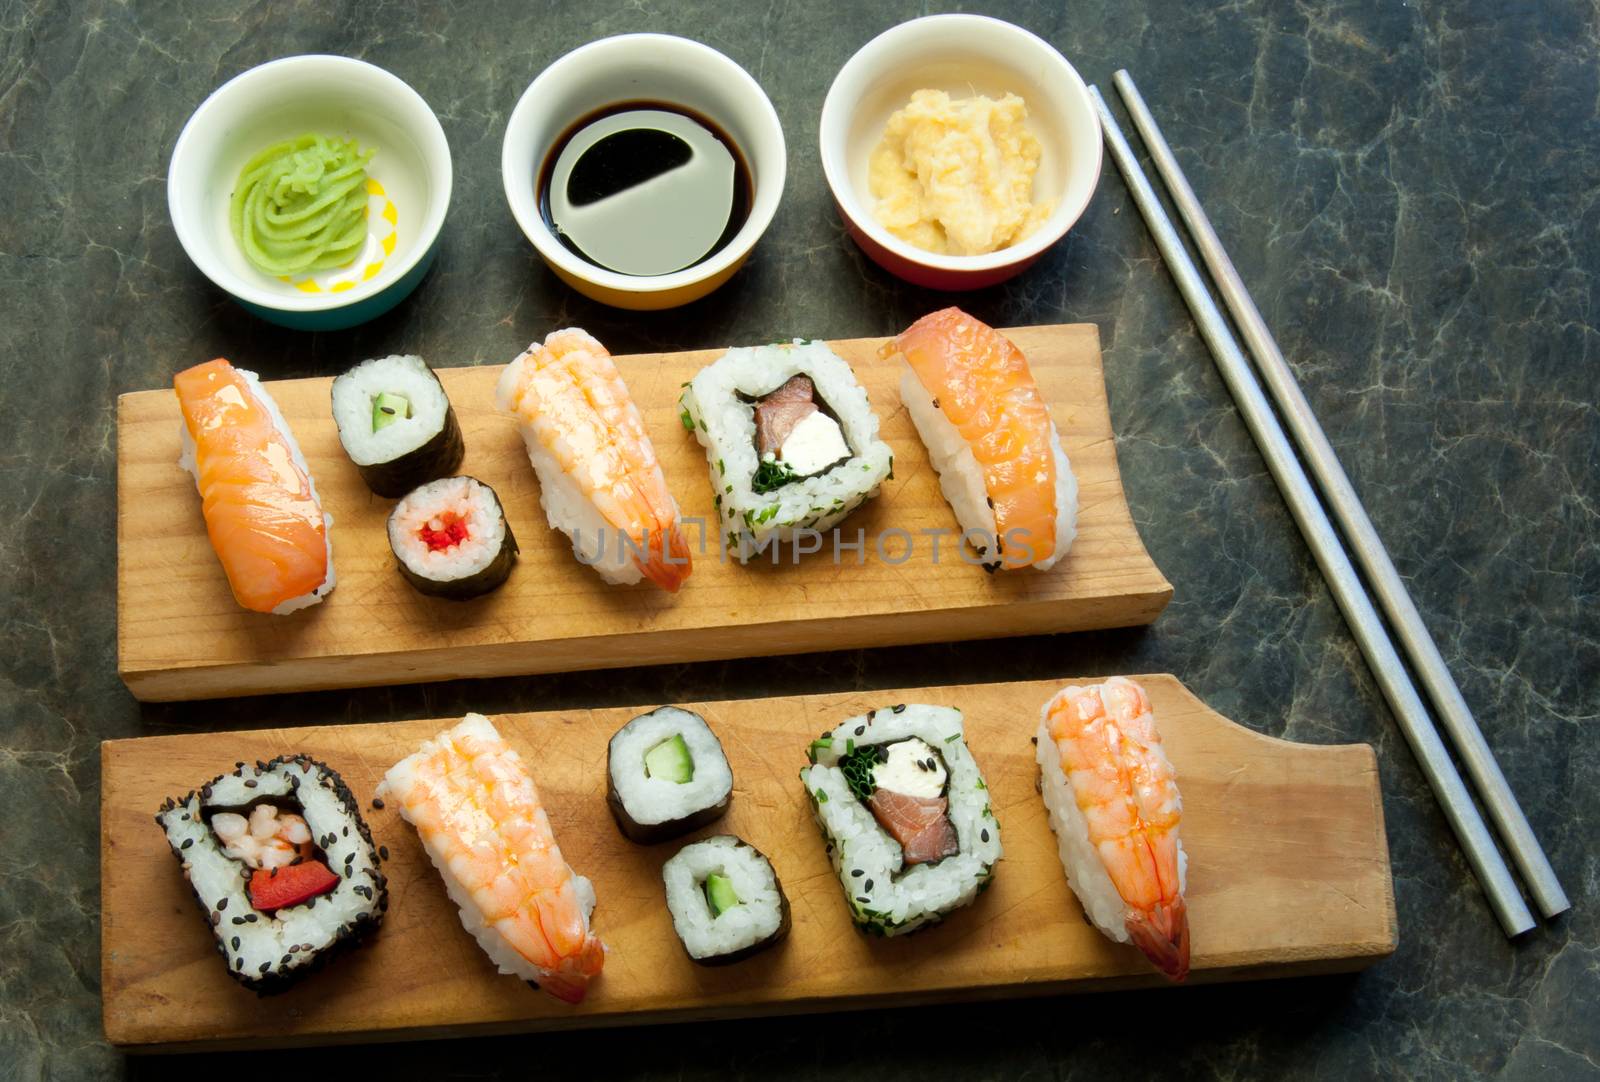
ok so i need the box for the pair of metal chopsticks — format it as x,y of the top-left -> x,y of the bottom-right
1092,71 -> 1568,938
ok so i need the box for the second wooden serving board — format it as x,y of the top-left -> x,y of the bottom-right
101,675 -> 1397,1051
116,325 -> 1172,700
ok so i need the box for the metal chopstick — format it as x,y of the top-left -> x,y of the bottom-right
1089,85 -> 1537,937
1112,71 -> 1568,922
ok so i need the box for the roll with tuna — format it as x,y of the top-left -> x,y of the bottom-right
679,340 -> 894,562
153,756 -> 387,994
332,354 -> 465,498
800,704 -> 1001,936
387,476 -> 519,600
662,835 -> 790,965
606,706 -> 733,843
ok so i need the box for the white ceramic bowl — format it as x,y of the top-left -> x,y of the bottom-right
502,34 -> 786,310
820,15 -> 1101,290
168,55 -> 452,330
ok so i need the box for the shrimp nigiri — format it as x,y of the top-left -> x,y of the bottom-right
1036,677 -> 1189,981
495,328 -> 692,591
380,713 -> 606,1004
883,308 -> 1077,572
173,358 -> 334,614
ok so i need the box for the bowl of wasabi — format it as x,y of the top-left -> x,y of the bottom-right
168,55 -> 452,331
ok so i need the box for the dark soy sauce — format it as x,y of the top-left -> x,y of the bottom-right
538,101 -> 753,277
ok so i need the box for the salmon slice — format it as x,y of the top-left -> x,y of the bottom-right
173,359 -> 330,614
884,307 -> 1058,569
868,788 -> 960,865
754,374 -> 818,456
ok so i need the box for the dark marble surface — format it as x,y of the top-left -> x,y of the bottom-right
2,0 -> 1596,1078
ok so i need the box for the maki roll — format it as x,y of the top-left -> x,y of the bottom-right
331,355 -> 465,498
1037,678 -> 1190,981
387,476 -> 518,599
800,704 -> 1001,936
883,308 -> 1078,572
606,706 -> 733,844
379,713 -> 607,1003
153,756 -> 387,994
662,835 -> 790,965
679,340 -> 894,561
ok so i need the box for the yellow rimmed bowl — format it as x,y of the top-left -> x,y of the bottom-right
168,55 -> 452,331
501,34 -> 786,311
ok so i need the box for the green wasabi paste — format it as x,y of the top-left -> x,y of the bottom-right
230,133 -> 374,276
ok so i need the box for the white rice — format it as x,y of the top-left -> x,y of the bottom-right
1035,697 -> 1187,945
155,758 -> 383,986
608,707 -> 732,829
331,355 -> 453,466
177,366 -> 336,614
681,341 -> 894,562
800,704 -> 1002,936
898,365 -> 1077,571
387,477 -> 508,583
662,835 -> 786,961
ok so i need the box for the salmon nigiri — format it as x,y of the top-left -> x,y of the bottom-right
882,308 -> 1077,572
1036,677 -> 1189,981
173,358 -> 334,614
495,328 -> 692,591
379,713 -> 607,1003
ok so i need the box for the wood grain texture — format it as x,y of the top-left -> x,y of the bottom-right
101,674 -> 1397,1051
115,325 -> 1172,701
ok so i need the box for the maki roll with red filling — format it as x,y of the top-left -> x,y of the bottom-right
153,755 -> 387,994
387,476 -> 519,600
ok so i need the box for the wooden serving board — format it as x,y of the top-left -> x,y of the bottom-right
101,675 -> 1396,1051
116,325 -> 1172,701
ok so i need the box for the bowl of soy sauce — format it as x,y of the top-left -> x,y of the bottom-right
502,34 -> 786,310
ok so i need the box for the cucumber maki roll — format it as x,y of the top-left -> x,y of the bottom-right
153,755 -> 387,995
800,704 -> 1001,936
606,707 -> 733,844
662,835 -> 790,965
332,354 -> 465,498
387,476 -> 519,600
679,340 -> 893,562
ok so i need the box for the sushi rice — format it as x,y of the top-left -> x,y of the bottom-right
177,366 -> 335,614
801,704 -> 1001,936
680,340 -> 893,561
662,835 -> 790,964
154,756 -> 386,994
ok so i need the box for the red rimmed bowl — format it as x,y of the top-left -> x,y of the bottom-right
819,15 -> 1101,291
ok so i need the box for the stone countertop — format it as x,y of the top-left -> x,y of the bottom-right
3,1 -> 1595,1078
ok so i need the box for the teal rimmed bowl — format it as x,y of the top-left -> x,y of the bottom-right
167,55 -> 452,331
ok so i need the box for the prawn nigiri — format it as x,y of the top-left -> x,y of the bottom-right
883,308 -> 1077,572
379,713 -> 606,1003
1036,677 -> 1190,981
173,358 -> 334,614
495,328 -> 692,591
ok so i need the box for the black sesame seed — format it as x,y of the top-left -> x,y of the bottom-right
892,704 -> 906,713
981,829 -> 990,843
235,958 -> 244,972
342,826 -> 349,837
378,846 -> 389,861
216,897 -> 228,911
181,813 -> 190,821
371,797 -> 384,810
854,726 -> 865,737
269,866 -> 278,879
180,838 -> 193,849
1030,736 -> 1038,745
932,397 -> 941,409
209,911 -> 220,926
235,761 -> 245,769
244,914 -> 258,923
857,896 -> 871,904
864,879 -> 874,892
232,916 -> 245,925
243,779 -> 257,788
986,496 -> 995,509
231,936 -> 240,950
851,868 -> 863,878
